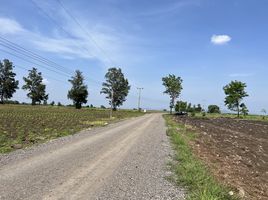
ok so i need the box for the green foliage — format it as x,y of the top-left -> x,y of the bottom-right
68,70 -> 88,109
57,102 -> 62,106
162,74 -> 183,114
240,103 -> 248,116
50,101 -> 55,106
175,101 -> 187,112
101,68 -> 130,110
0,59 -> 19,103
208,105 -> 221,113
164,115 -> 237,200
0,105 -> 144,153
22,67 -> 48,105
196,104 -> 202,113
223,80 -> 248,117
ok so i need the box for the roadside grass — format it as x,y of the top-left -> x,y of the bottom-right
164,114 -> 238,200
0,104 -> 144,153
195,112 -> 268,121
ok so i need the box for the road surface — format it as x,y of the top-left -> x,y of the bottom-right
0,114 -> 184,200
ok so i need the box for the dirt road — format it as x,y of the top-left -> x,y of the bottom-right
0,114 -> 184,200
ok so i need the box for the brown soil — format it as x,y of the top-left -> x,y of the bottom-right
174,116 -> 268,200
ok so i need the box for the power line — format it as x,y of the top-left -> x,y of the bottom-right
0,37 -> 102,85
0,42 -> 72,77
15,64 -> 67,83
0,36 -> 74,74
30,0 -> 96,60
55,0 -> 117,67
0,48 -> 72,78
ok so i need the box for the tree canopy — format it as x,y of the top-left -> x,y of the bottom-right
67,70 -> 88,109
101,68 -> 130,110
0,59 -> 19,103
175,101 -> 187,112
162,74 -> 183,114
223,80 -> 248,117
208,105 -> 221,113
22,67 -> 48,105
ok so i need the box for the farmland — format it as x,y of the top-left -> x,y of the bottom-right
0,105 -> 143,153
173,115 -> 268,200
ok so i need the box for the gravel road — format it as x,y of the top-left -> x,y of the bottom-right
0,113 -> 185,200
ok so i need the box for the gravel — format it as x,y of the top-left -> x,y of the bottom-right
0,113 -> 185,200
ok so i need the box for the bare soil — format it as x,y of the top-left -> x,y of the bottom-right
174,116 -> 268,200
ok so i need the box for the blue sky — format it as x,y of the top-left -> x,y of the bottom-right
0,0 -> 267,113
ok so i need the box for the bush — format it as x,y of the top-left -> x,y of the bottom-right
208,105 -> 221,113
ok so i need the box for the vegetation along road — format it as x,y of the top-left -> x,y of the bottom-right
0,113 -> 184,200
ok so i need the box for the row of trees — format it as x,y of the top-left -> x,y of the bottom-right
0,59 -> 130,109
162,74 -> 250,117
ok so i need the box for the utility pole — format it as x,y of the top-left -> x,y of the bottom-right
137,87 -> 143,111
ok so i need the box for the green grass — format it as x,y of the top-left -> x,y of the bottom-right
0,104 -> 144,153
195,112 -> 268,121
164,115 -> 238,200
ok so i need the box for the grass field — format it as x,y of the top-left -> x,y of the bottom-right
164,115 -> 238,200
0,105 -> 144,153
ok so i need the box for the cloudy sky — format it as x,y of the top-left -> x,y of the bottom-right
0,0 -> 267,113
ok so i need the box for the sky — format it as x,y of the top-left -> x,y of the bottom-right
0,0 -> 267,113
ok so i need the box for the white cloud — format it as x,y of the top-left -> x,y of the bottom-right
42,78 -> 49,84
211,34 -> 231,45
0,17 -> 24,34
0,15 -> 125,67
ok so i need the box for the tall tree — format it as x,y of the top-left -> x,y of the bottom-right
162,74 -> 183,114
101,67 -> 130,111
0,59 -> 19,103
223,80 -> 248,117
67,70 -> 88,109
22,67 -> 48,105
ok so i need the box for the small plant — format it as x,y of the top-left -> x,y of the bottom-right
261,109 -> 267,120
190,111 -> 196,117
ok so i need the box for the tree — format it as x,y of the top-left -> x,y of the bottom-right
261,109 -> 267,120
50,101 -> 55,106
22,68 -> 48,105
162,74 -> 183,114
240,103 -> 249,116
223,80 -> 248,117
67,70 -> 88,109
196,104 -> 202,113
0,59 -> 19,103
208,105 -> 221,113
175,101 -> 187,112
187,103 -> 192,112
101,67 -> 130,111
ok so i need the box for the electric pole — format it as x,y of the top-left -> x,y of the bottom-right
137,87 -> 143,111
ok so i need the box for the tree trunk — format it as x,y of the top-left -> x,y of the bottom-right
31,99 -> 36,105
75,102 -> 82,109
237,104 -> 240,118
